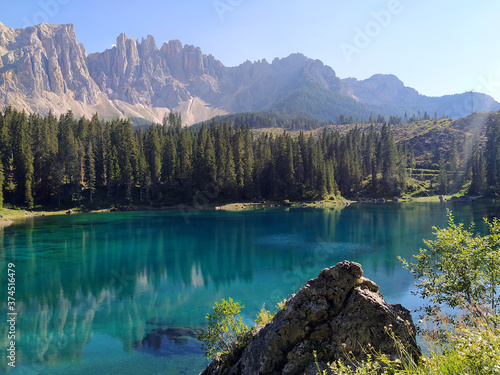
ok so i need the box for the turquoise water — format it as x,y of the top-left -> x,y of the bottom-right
1,202 -> 499,374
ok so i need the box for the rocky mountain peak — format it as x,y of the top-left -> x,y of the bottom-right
0,22 -> 15,49
140,35 -> 157,56
0,21 -> 99,105
160,39 -> 183,55
1,21 -> 499,125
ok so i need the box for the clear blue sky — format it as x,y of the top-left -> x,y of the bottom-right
2,0 -> 500,101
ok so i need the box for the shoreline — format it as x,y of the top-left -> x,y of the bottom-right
0,194 -> 492,228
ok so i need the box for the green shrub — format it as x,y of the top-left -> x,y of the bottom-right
255,303 -> 273,327
197,297 -> 248,360
399,211 -> 500,327
315,323 -> 500,374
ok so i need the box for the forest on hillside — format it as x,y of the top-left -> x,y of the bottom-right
0,107 -> 499,210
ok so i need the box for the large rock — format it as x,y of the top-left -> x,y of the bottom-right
201,261 -> 420,375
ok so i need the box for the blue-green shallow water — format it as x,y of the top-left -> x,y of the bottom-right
1,202 -> 500,374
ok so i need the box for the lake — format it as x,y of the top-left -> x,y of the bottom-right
1,202 -> 499,374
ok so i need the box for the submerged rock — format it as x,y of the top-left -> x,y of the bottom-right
201,261 -> 420,375
139,326 -> 205,347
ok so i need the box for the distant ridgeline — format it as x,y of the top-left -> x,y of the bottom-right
0,107 -> 499,210
192,109 -> 457,131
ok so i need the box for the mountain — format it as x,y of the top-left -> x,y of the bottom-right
1,21 -> 499,125
0,23 -> 99,109
0,22 -> 225,124
343,74 -> 499,118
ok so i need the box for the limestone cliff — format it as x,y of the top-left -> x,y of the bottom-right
201,261 -> 420,375
0,22 -> 99,104
0,22 -> 225,125
1,21 -> 498,124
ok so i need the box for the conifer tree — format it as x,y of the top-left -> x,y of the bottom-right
243,128 -> 254,199
223,144 -> 237,198
107,145 -> 120,198
380,124 -> 398,195
438,157 -> 448,194
162,134 -> 177,184
203,134 -> 217,189
293,135 -> 305,185
12,111 -> 34,207
177,127 -> 193,186
448,135 -> 460,190
469,149 -> 486,195
146,127 -> 162,184
232,128 -> 245,192
0,156 -> 4,209
85,140 -> 96,205
136,134 -> 151,202
93,115 -> 108,189
485,114 -> 500,191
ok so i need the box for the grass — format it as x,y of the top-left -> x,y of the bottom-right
315,322 -> 500,375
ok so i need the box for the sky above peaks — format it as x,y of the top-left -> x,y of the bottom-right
2,0 -> 500,101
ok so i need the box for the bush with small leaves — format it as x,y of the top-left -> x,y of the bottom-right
255,303 -> 273,327
400,211 -> 500,327
197,297 -> 248,360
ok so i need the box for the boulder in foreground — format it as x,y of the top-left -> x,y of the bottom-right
201,261 -> 420,375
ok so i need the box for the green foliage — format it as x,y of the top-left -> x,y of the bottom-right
315,211 -> 500,374
201,111 -> 324,131
400,211 -> 500,327
255,303 -> 273,327
315,324 -> 500,375
485,113 -> 500,191
3,107 -> 496,208
197,298 -> 248,360
314,326 -> 420,375
269,81 -> 374,124
276,296 -> 291,312
0,156 -> 3,209
424,325 -> 500,375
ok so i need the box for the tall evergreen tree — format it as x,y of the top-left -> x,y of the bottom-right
162,134 -> 177,184
243,128 -> 254,199
136,133 -> 151,202
232,128 -> 245,193
438,157 -> 448,194
380,124 -> 398,195
485,114 -> 500,191
177,127 -> 193,183
469,149 -> 487,195
11,111 -> 34,207
0,156 -> 4,209
107,145 -> 120,198
223,144 -> 237,198
85,140 -> 96,205
146,127 -> 162,184
203,134 -> 217,189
